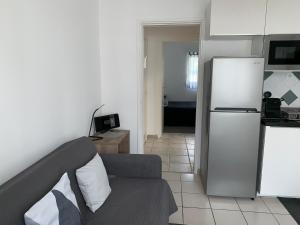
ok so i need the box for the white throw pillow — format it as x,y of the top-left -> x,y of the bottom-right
24,173 -> 82,225
76,154 -> 111,213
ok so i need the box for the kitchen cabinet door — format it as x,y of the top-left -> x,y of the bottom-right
265,0 -> 300,35
210,0 -> 267,36
259,126 -> 300,197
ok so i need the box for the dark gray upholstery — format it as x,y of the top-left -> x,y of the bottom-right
100,154 -> 162,179
86,177 -> 177,225
0,137 -> 177,225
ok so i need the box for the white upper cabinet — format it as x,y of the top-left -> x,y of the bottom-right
265,0 -> 300,35
210,0 -> 267,36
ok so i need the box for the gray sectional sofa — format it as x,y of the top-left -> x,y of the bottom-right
0,137 -> 177,225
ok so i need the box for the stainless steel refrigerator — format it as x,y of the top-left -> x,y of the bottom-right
200,57 -> 264,198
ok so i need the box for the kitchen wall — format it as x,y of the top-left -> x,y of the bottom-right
0,0 -> 100,185
264,71 -> 300,107
163,42 -> 199,102
201,39 -> 253,62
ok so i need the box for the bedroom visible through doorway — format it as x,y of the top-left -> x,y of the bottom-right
163,42 -> 199,134
143,25 -> 200,173
143,25 -> 199,138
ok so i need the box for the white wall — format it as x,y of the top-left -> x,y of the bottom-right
0,0 -> 100,185
99,0 -> 209,154
202,40 -> 253,62
164,42 -> 199,102
144,26 -> 199,138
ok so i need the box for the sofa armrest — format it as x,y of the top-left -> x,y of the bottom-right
100,154 -> 162,179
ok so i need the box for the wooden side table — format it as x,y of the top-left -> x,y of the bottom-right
90,130 -> 130,154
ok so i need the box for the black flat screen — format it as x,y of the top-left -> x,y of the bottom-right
268,40 -> 300,65
94,114 -> 120,133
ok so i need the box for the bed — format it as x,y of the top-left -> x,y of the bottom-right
164,101 -> 196,127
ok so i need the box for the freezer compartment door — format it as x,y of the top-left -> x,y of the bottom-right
210,58 -> 264,111
207,112 -> 261,198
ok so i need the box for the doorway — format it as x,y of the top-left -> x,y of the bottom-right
163,42 -> 199,134
143,25 -> 200,173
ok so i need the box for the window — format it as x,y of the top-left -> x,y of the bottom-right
186,51 -> 199,90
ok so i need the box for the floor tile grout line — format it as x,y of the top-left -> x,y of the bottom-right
261,197 -> 290,216
235,197 -> 274,215
272,213 -> 282,225
240,210 -> 283,214
208,195 -> 217,225
239,210 -> 286,225
235,198 -> 249,225
180,175 -> 184,225
261,197 -> 284,224
240,211 -> 250,225
184,139 -> 193,173
173,205 -> 285,214
260,197 -> 273,214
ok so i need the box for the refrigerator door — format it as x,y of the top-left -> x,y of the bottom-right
207,112 -> 261,198
210,58 -> 264,112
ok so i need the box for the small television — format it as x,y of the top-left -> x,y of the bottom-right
94,114 -> 120,133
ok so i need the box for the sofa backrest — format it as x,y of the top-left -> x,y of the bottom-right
0,137 -> 96,225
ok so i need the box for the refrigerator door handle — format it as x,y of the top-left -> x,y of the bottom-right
214,107 -> 258,112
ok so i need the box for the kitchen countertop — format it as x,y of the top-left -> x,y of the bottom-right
261,118 -> 300,127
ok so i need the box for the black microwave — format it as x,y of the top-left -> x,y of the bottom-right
264,35 -> 300,70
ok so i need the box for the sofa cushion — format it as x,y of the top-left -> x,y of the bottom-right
100,154 -> 162,179
86,177 -> 177,225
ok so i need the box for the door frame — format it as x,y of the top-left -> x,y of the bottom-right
137,20 -> 206,174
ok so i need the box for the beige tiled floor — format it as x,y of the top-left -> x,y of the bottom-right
144,133 -> 297,225
145,133 -> 194,173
